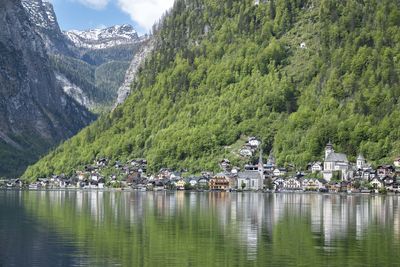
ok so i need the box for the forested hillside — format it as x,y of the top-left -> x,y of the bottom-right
24,0 -> 400,178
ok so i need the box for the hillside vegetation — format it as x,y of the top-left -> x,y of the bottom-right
24,0 -> 400,178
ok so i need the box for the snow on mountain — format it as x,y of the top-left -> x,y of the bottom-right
64,25 -> 140,50
21,0 -> 59,31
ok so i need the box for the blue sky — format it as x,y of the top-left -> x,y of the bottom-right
50,0 -> 175,34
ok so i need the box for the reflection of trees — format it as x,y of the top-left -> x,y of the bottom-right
22,191 -> 400,266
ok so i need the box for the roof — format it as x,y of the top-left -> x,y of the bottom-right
357,154 -> 365,161
326,152 -> 348,163
238,171 -> 262,180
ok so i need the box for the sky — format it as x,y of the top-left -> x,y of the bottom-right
49,0 -> 175,34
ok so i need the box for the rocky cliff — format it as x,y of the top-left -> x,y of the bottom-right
21,0 -> 74,56
0,0 -> 94,177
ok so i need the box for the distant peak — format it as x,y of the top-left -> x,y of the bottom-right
64,24 -> 139,50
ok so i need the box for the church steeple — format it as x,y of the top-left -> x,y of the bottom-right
325,140 -> 334,160
258,147 -> 264,176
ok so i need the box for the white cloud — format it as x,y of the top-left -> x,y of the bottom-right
73,0 -> 110,10
117,0 -> 175,31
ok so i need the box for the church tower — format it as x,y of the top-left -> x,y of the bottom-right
325,141 -> 334,160
357,154 -> 365,170
258,148 -> 264,174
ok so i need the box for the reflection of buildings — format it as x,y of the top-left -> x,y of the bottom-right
42,191 -> 400,255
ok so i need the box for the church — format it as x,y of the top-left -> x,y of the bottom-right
322,141 -> 351,181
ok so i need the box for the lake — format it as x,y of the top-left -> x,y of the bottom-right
0,190 -> 399,266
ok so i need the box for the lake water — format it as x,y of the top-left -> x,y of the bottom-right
0,190 -> 399,267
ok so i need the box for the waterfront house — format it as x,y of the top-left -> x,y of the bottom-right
175,179 -> 186,190
283,177 -> 302,190
197,177 -> 210,188
188,177 -> 198,187
210,175 -> 230,191
273,177 -> 285,190
302,178 -> 327,191
370,177 -> 384,189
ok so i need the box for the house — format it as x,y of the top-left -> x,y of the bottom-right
219,159 -> 231,171
273,177 -> 285,190
210,175 -> 230,191
377,165 -> 395,178
283,177 -> 302,190
90,173 -> 100,182
322,141 -> 351,181
382,176 -> 394,190
96,158 -> 108,167
188,178 -> 198,187
311,162 -> 323,173
302,178 -> 326,191
175,179 -> 186,190
248,137 -> 261,148
231,167 -> 240,175
240,148 -> 253,157
362,169 -> 376,181
197,177 -> 210,188
273,168 -> 287,177
394,158 -> 400,168
370,177 -> 383,189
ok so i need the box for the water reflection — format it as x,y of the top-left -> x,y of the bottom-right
5,191 -> 400,266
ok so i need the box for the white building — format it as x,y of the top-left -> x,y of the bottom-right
394,157 -> 400,168
311,162 -> 323,173
323,141 -> 351,181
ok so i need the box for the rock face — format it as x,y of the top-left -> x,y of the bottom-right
21,0 -> 150,111
64,25 -> 140,50
21,0 -> 74,56
116,38 -> 154,106
0,0 -> 94,177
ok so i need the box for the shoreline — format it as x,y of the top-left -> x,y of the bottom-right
0,187 -> 398,196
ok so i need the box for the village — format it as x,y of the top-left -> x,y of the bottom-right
2,138 -> 400,194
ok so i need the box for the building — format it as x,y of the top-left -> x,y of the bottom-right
237,149 -> 264,190
210,174 -> 230,191
323,141 -> 351,181
394,157 -> 400,168
356,154 -> 366,170
311,162 -> 323,173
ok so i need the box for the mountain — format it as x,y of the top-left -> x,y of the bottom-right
24,0 -> 400,179
21,0 -> 73,56
0,0 -> 94,177
64,25 -> 140,50
22,0 -> 149,111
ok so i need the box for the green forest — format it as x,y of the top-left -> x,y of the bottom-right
23,0 -> 400,178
